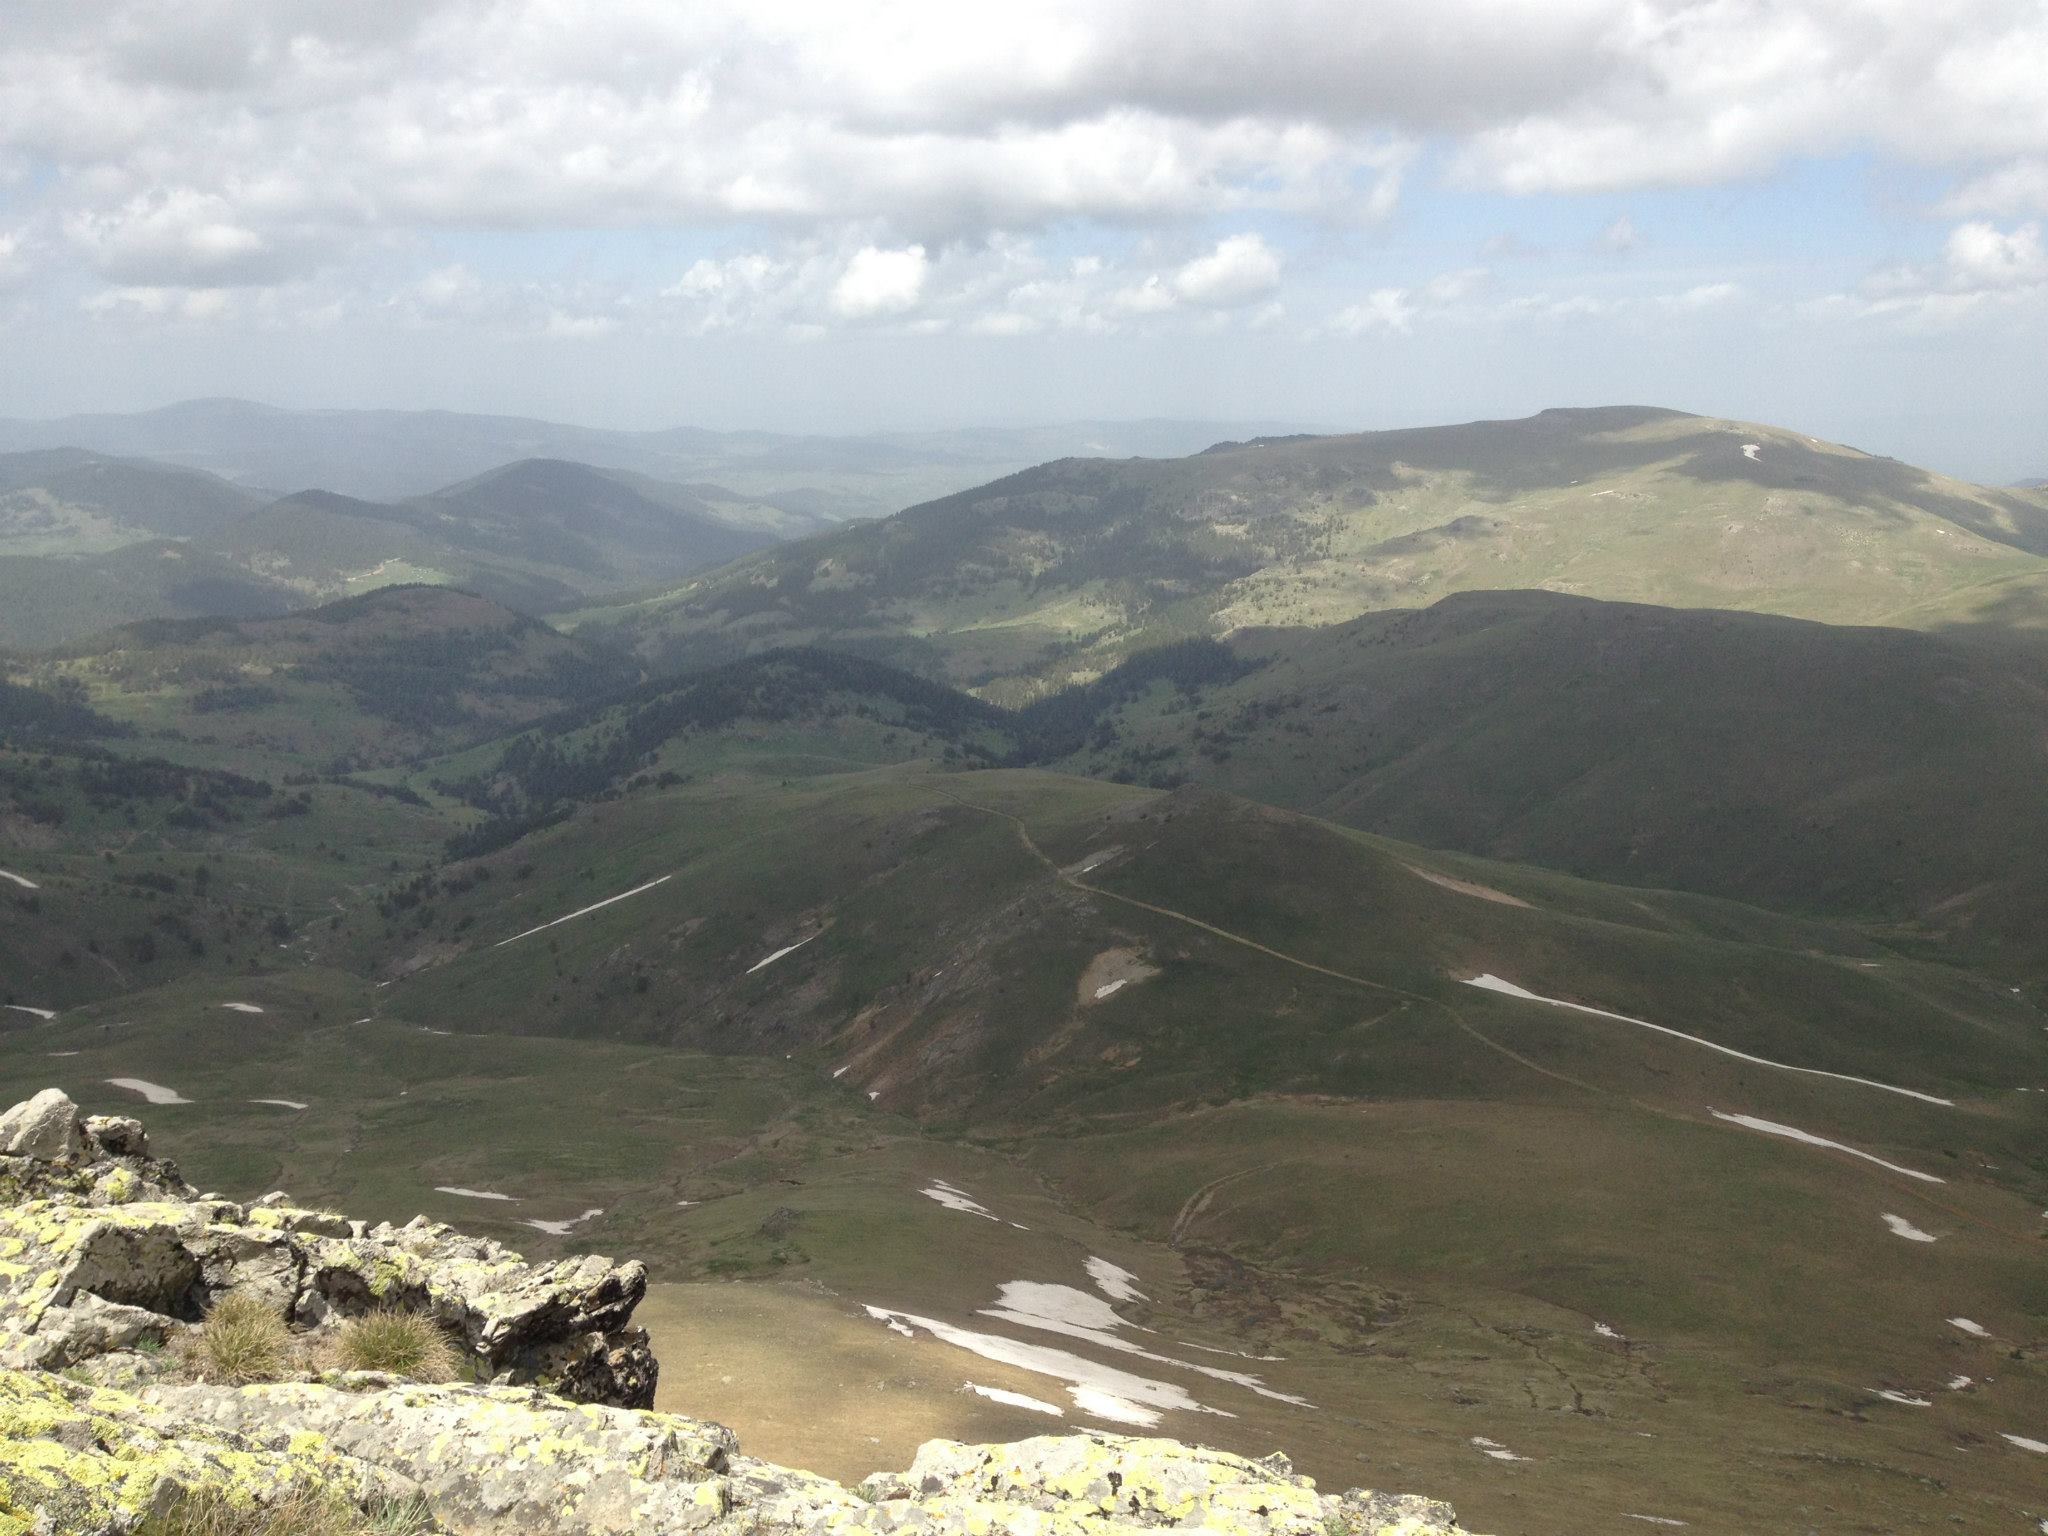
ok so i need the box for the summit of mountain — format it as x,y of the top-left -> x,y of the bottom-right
583,405 -> 2048,697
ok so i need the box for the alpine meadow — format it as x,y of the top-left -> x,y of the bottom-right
2,8 -> 2046,1536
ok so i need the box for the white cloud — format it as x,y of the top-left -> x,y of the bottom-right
830,245 -> 929,318
1172,232 -> 1282,306
1596,214 -> 1639,253
1943,219 -> 2046,288
1332,288 -> 1417,335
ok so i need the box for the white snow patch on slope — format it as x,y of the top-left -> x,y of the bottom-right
1947,1376 -> 1973,1390
1949,1317 -> 1990,1337
524,1207 -> 602,1236
0,869 -> 39,889
1624,1517 -> 1688,1527
105,1078 -> 189,1105
1465,975 -> 1951,1104
248,1099 -> 308,1110
1595,1322 -> 1627,1340
1093,979 -> 1129,1000
4,1005 -> 56,1020
922,1180 -> 1001,1221
434,1186 -> 517,1202
746,933 -> 816,974
1872,1389 -> 1931,1406
964,1382 -> 1063,1416
1882,1213 -> 1937,1242
832,1066 -> 850,1078
47,1051 -> 79,1058
1471,1436 -> 1529,1462
1086,1257 -> 1146,1303
494,874 -> 673,949
2001,1433 -> 2047,1453
1742,443 -> 1762,460
1180,1342 -> 1284,1361
1709,1111 -> 1945,1183
863,1305 -> 1220,1428
220,1003 -> 265,1014
980,1282 -> 1312,1409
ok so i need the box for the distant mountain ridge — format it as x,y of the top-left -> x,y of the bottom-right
0,398 -> 1317,508
583,404 -> 2048,697
0,453 -> 789,649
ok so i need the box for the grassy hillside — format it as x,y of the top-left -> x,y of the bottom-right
2,754 -> 2041,1533
0,448 -> 264,553
1035,590 -> 2048,975
11,585 -> 637,767
580,406 -> 2048,697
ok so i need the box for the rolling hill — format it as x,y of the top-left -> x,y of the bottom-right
0,455 -> 787,649
580,406 -> 2048,698
0,398 -> 1311,510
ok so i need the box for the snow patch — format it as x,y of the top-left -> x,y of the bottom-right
746,933 -> 817,974
1709,1111 -> 1945,1183
494,874 -> 673,949
1464,975 -> 1952,1105
832,1066 -> 850,1079
921,1181 -> 1000,1221
1068,1386 -> 1160,1427
1948,1317 -> 1990,1337
864,1305 -> 1219,1427
1470,1436 -> 1529,1462
248,1099 -> 308,1110
1595,1322 -> 1626,1341
1872,1389 -> 1931,1407
1624,1518 -> 1688,1528
524,1207 -> 603,1236
1086,1257 -> 1147,1303
1180,1342 -> 1284,1361
1742,443 -> 1762,460
47,1051 -> 79,1058
1882,1213 -> 1937,1242
105,1078 -> 189,1105
1093,979 -> 1129,1000
2001,1433 -> 2047,1453
0,869 -> 40,890
1947,1376 -> 1973,1390
434,1187 -> 517,1202
220,1003 -> 265,1014
4,1005 -> 56,1020
964,1382 -> 1063,1416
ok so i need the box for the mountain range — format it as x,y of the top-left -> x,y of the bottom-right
2,403 -> 2045,1534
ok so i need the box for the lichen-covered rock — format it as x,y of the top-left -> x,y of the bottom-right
143,1377 -> 753,1535
856,1435 -> 1326,1536
0,1090 -> 86,1163
0,1368 -> 411,1536
0,1091 -> 656,1406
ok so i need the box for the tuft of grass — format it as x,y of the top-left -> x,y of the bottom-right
137,1488 -> 436,1536
327,1310 -> 463,1383
191,1291 -> 292,1385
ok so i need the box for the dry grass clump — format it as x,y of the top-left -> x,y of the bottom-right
327,1310 -> 464,1383
187,1290 -> 292,1384
137,1487 -> 436,1536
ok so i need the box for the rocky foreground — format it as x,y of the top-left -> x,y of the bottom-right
0,1089 -> 1485,1535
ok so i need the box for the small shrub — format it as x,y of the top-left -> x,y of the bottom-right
191,1291 -> 291,1384
328,1311 -> 462,1382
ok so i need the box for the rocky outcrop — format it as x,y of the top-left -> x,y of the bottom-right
0,1090 -> 1485,1536
0,1091 -> 656,1406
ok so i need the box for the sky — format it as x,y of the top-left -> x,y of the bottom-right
1,1 -> 2044,480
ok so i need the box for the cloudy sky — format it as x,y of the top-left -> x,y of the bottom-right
2,1 -> 2044,478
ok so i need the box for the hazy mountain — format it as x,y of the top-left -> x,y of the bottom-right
586,405 -> 2048,697
0,454 -> 784,649
0,398 -> 1316,513
0,448 -> 264,553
